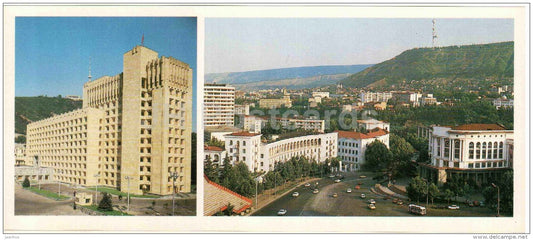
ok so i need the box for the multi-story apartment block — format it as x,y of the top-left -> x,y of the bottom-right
359,91 -> 393,103
15,143 -> 26,166
259,89 -> 292,108
224,132 -> 338,173
492,96 -> 514,109
312,92 -> 330,98
234,104 -> 250,115
420,124 -> 513,185
243,115 -> 326,133
336,128 -> 389,172
204,83 -> 235,127
25,45 -> 193,195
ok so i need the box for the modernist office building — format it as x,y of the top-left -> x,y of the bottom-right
204,83 -> 235,127
336,128 -> 390,172
25,45 -> 193,195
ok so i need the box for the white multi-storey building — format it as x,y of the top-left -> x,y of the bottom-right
359,91 -> 393,103
422,124 -> 513,185
204,83 -> 235,127
234,104 -> 250,115
243,115 -> 326,133
336,128 -> 389,172
312,92 -> 330,98
357,118 -> 390,131
224,132 -> 338,173
492,96 -> 514,109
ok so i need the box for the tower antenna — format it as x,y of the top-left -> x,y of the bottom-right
142,34 -> 144,46
88,56 -> 92,82
432,19 -> 438,49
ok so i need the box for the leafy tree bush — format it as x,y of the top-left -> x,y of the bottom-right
98,192 -> 113,211
22,177 -> 30,188
363,140 -> 393,171
483,170 -> 513,214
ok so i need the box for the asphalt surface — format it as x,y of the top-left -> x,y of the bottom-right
15,184 -> 84,215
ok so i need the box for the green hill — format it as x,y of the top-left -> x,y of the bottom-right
15,96 -> 83,134
341,42 -> 514,88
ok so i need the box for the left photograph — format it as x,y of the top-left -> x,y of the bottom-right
14,17 -> 197,216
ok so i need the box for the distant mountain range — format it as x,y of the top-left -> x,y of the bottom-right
341,41 -> 514,88
205,65 -> 372,90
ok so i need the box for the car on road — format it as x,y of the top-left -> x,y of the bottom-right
304,183 -> 311,187
368,204 -> 376,210
334,179 -> 341,183
292,192 -> 299,197
332,193 -> 338,198
397,200 -> 404,205
360,193 -> 366,199
328,175 -> 335,178
392,198 -> 398,204
277,209 -> 287,216
346,188 -> 352,193
360,175 -> 367,179
448,205 -> 460,210
368,199 -> 376,204
355,185 -> 361,190
313,189 -> 319,194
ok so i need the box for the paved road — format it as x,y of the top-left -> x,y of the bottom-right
15,184 -> 84,216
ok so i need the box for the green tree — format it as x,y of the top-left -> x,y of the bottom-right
363,140 -> 393,171
483,170 -> 513,214
443,189 -> 454,204
427,183 -> 440,205
98,193 -> 113,211
204,155 -> 219,183
407,176 -> 427,204
15,135 -> 26,144
22,176 -> 30,188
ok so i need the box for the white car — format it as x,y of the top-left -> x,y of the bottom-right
448,205 -> 460,210
360,194 -> 366,199
329,175 -> 335,178
313,189 -> 319,194
346,188 -> 352,193
368,199 -> 376,204
304,183 -> 311,187
277,209 -> 287,216
334,179 -> 341,183
292,192 -> 299,197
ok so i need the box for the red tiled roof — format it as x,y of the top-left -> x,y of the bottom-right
204,145 -> 224,151
204,175 -> 252,216
229,131 -> 261,137
451,124 -> 506,131
336,128 -> 388,140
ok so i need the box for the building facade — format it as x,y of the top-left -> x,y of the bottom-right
357,119 -> 390,131
359,91 -> 393,103
421,124 -> 513,185
234,104 -> 250,115
204,83 -> 235,127
336,128 -> 389,172
224,132 -> 338,173
259,89 -> 292,108
25,45 -> 193,195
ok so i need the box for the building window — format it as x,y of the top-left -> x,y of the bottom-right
444,139 -> 450,158
453,140 -> 460,159
476,142 -> 481,159
468,142 -> 474,159
487,142 -> 492,159
499,142 -> 504,158
482,142 -> 487,159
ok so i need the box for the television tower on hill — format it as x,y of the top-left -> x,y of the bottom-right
432,19 -> 438,49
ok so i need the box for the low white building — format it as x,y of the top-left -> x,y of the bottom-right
421,124 -> 513,185
492,97 -> 514,109
243,115 -> 263,133
234,104 -> 251,115
204,145 -> 226,168
336,128 -> 390,172
243,115 -> 326,133
312,92 -> 330,99
357,118 -> 390,131
224,132 -> 338,173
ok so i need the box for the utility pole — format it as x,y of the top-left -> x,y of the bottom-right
171,172 -> 179,216
125,176 -> 132,211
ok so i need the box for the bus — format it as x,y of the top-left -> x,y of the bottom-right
408,204 -> 427,215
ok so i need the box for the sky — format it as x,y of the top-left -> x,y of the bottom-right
15,17 -> 197,131
205,18 -> 514,74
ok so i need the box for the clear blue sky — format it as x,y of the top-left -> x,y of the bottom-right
205,18 -> 514,74
16,17 -> 197,130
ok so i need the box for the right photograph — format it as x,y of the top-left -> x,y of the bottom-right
202,18 -> 514,217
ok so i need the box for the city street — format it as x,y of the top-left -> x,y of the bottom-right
252,172 -> 497,217
15,184 -> 83,215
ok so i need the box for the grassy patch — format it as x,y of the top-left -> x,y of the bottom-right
82,205 -> 131,216
26,187 -> 69,200
87,187 -> 159,199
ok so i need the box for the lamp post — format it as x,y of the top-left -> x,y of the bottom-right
125,176 -> 132,211
255,176 -> 263,210
37,168 -> 41,190
422,178 -> 429,207
491,183 -> 500,217
170,172 -> 179,216
93,173 -> 100,205
57,170 -> 63,197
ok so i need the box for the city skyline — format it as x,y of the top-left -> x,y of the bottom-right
205,18 -> 514,74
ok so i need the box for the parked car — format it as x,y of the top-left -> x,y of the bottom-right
332,193 -> 338,198
360,193 -> 366,199
334,179 -> 341,183
368,199 -> 376,204
346,188 -> 352,193
304,183 -> 311,187
277,209 -> 287,216
313,189 -> 319,194
328,175 -> 335,178
448,205 -> 460,210
368,204 -> 376,210
397,200 -> 404,205
480,201 -> 485,207
360,175 -> 367,178
355,185 -> 361,190
292,192 -> 299,197
392,198 -> 399,204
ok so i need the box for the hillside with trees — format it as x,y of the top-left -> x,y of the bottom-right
341,41 -> 514,90
15,96 -> 83,134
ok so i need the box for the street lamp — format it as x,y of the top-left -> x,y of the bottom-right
170,172 -> 179,216
491,183 -> 500,217
57,169 -> 63,197
93,173 -> 100,205
125,176 -> 132,211
255,176 -> 263,210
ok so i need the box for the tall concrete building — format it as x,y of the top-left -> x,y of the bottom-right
25,45 -> 193,195
204,83 -> 235,127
